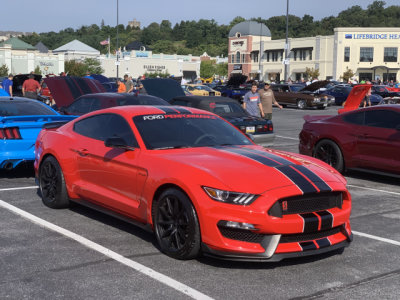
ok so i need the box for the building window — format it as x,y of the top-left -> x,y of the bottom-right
309,50 -> 312,60
344,47 -> 350,62
359,73 -> 372,81
251,51 -> 259,63
384,47 -> 397,62
236,32 -> 241,38
231,54 -> 234,63
360,47 -> 373,62
242,54 -> 245,63
236,52 -> 241,63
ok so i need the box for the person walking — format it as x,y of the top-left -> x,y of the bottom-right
2,74 -> 14,97
124,74 -> 134,93
258,81 -> 282,120
22,74 -> 41,99
243,83 -> 264,118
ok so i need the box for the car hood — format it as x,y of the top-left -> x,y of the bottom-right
44,76 -> 106,108
157,145 -> 345,194
142,78 -> 186,102
300,80 -> 330,92
338,84 -> 371,114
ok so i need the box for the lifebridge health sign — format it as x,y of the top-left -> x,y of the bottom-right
345,33 -> 400,39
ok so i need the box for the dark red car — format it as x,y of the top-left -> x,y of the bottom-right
299,105 -> 400,176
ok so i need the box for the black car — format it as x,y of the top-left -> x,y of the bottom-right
371,85 -> 400,98
60,93 -> 170,115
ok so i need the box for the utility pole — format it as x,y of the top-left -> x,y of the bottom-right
284,0 -> 289,82
259,22 -> 262,81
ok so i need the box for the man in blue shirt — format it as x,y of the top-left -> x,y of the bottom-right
2,74 -> 13,96
243,83 -> 264,118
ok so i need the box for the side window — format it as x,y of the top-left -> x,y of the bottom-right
282,86 -> 289,92
73,113 -> 138,147
172,100 -> 190,107
342,111 -> 364,125
365,110 -> 400,129
271,86 -> 280,92
90,98 -> 102,111
67,98 -> 94,114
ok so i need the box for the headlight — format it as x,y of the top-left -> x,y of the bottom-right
313,97 -> 321,102
203,186 -> 259,205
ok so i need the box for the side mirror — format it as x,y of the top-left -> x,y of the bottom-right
104,137 -> 134,151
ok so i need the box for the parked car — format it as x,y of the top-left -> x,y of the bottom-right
323,85 -> 382,106
170,96 -> 274,146
213,85 -> 250,103
371,85 -> 400,98
181,84 -> 221,96
379,96 -> 400,105
0,97 -> 76,170
35,105 -> 352,261
270,83 -> 329,109
144,78 -> 274,146
60,93 -> 170,115
299,85 -> 400,176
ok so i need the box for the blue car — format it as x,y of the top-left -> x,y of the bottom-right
0,97 -> 76,170
324,86 -> 382,105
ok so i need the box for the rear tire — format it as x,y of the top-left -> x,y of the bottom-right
313,140 -> 344,173
297,99 -> 307,109
39,156 -> 69,208
154,188 -> 201,260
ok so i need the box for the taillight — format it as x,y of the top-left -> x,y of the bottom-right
256,125 -> 269,132
269,123 -> 273,132
0,127 -> 22,139
239,126 -> 246,133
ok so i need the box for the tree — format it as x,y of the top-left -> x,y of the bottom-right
34,65 -> 42,75
305,67 -> 320,80
64,60 -> 86,76
215,62 -> 228,77
200,60 -> 216,78
341,67 -> 355,82
84,58 -> 104,74
0,64 -> 9,77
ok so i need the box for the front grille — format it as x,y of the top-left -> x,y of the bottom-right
269,192 -> 343,218
208,92 -> 215,96
280,227 -> 341,243
218,226 -> 264,244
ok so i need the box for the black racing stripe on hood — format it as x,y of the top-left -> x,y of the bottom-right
292,165 -> 332,192
220,147 -> 281,167
173,107 -> 192,114
275,165 -> 318,194
64,77 -> 82,100
315,211 -> 333,230
239,148 -> 293,165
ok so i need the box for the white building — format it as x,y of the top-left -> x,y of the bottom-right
53,39 -> 100,61
228,22 -> 400,82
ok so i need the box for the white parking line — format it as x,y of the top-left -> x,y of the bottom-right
275,135 -> 299,141
347,185 -> 400,196
0,186 -> 38,192
353,231 -> 400,246
0,200 -> 213,300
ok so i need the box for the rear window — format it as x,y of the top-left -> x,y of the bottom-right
119,95 -> 168,106
0,100 -> 56,116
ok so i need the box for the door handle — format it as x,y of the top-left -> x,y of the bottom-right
77,148 -> 89,156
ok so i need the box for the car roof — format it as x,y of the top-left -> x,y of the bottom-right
172,95 -> 237,104
0,96 -> 45,103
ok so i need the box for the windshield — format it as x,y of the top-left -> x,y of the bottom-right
290,85 -> 304,92
200,102 -> 246,116
195,85 -> 213,92
133,113 -> 252,149
0,100 -> 57,116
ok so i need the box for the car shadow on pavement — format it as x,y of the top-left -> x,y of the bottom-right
0,162 -> 35,179
345,170 -> 400,186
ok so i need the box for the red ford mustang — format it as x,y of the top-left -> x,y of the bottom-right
35,105 -> 352,261
299,85 -> 400,177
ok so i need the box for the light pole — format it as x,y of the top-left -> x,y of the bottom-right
116,0 -> 119,79
284,0 -> 289,82
259,22 -> 262,81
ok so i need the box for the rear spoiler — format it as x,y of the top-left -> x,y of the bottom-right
1,115 -> 76,123
42,121 -> 71,129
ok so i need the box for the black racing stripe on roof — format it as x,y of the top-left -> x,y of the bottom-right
275,165 -> 318,194
154,106 -> 179,114
173,106 -> 192,114
64,77 -> 82,100
291,165 -> 332,192
74,77 -> 92,95
220,147 -> 281,167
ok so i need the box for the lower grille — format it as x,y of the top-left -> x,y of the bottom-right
269,192 -> 343,218
218,227 -> 264,243
280,227 -> 341,243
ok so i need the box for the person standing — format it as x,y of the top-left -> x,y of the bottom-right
258,81 -> 282,120
117,79 -> 126,93
124,74 -> 134,93
22,74 -> 41,99
2,74 -> 14,97
363,81 -> 372,107
243,83 -> 264,118
84,71 -> 94,79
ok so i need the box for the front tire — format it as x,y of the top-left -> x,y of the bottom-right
154,188 -> 201,260
297,99 -> 307,109
39,156 -> 69,208
313,140 -> 344,173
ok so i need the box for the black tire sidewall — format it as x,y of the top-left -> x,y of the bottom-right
154,188 -> 201,260
314,140 -> 344,173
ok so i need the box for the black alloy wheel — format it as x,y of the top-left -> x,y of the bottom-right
313,139 -> 344,173
154,188 -> 201,260
39,156 -> 69,208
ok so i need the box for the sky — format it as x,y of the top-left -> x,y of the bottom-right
1,0 -> 399,33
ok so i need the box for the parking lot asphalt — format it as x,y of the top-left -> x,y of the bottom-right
1,105 -> 399,299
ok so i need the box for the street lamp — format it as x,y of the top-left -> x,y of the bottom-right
284,0 -> 289,82
116,0 -> 119,79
